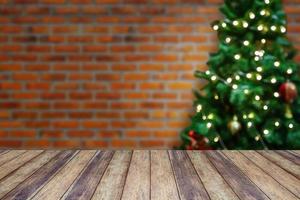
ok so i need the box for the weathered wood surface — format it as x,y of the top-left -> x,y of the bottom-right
0,150 -> 298,200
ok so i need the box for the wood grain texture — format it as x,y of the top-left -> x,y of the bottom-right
224,151 -> 297,200
241,151 -> 300,198
0,150 -> 26,166
206,151 -> 269,200
188,151 -> 239,200
92,151 -> 132,200
169,151 -> 210,200
62,150 -> 114,200
32,150 -> 97,200
151,150 -> 180,200
276,151 -> 300,165
0,151 -> 59,199
0,150 -> 43,180
122,150 -> 150,200
259,151 -> 300,179
2,150 -> 76,200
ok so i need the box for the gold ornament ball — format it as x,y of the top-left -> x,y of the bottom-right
228,119 -> 242,135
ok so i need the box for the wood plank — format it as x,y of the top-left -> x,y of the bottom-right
241,151 -> 300,198
0,150 -> 26,166
2,150 -> 76,200
224,151 -> 297,200
0,150 -> 43,180
61,150 -> 114,200
291,150 -> 300,156
0,150 -> 8,156
259,151 -> 300,179
168,151 -> 210,200
0,151 -> 59,199
151,150 -> 180,200
205,151 -> 269,200
31,150 -> 97,200
92,151 -> 132,200
188,151 -> 239,200
276,151 -> 300,165
121,150 -> 150,200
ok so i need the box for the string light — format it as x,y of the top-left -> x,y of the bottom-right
214,95 -> 219,100
261,39 -> 266,44
207,122 -> 212,128
248,112 -> 255,119
213,25 -> 219,30
255,135 -> 260,141
211,75 -> 217,81
196,104 -> 202,112
271,25 -> 277,31
263,129 -> 269,135
214,136 -> 219,143
202,116 -> 207,120
243,21 -> 249,28
235,75 -> 240,80
287,68 -> 293,74
280,26 -> 286,33
243,114 -> 247,119
265,0 -> 270,4
222,22 -> 227,28
232,84 -> 238,89
234,54 -> 241,60
263,105 -> 268,110
247,122 -> 253,128
260,10 -> 266,16
288,123 -> 294,129
257,25 -> 264,31
246,73 -> 252,79
274,61 -> 280,67
271,78 -> 277,84
254,56 -> 260,61
205,70 -> 211,75
208,113 -> 214,119
255,95 -> 260,101
243,40 -> 250,46
225,37 -> 231,43
249,12 -> 256,19
275,121 -> 280,127
274,92 -> 280,97
256,74 -> 262,81
256,66 -> 263,72
233,20 -> 239,26
226,77 -> 233,83
244,89 -> 249,94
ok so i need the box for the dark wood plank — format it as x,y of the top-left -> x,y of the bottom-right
206,151 -> 269,200
259,151 -> 300,179
92,151 -> 132,200
188,151 -> 239,200
121,150 -> 150,200
32,150 -> 96,200
151,150 -> 180,200
0,150 -> 43,180
224,151 -> 297,200
0,151 -> 59,199
61,150 -> 114,200
0,150 -> 26,166
276,151 -> 300,165
2,150 -> 76,200
168,151 -> 210,200
241,151 -> 300,198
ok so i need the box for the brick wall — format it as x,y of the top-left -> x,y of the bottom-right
0,0 -> 299,149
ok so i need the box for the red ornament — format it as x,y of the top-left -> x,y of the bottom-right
188,130 -> 195,137
279,82 -> 298,103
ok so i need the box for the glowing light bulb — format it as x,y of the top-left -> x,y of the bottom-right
205,70 -> 211,75
271,25 -> 277,31
214,95 -> 219,100
265,0 -> 270,4
257,25 -> 264,31
275,121 -> 280,127
214,136 -> 219,142
233,20 -> 239,26
225,37 -> 231,43
208,113 -> 214,119
244,89 -> 249,94
255,95 -> 260,101
248,113 -> 254,119
263,129 -> 269,135
235,75 -> 240,80
213,25 -> 219,30
271,78 -> 277,84
202,115 -> 207,120
226,77 -> 232,83
243,114 -> 247,119
289,123 -> 294,129
254,56 -> 260,61
243,40 -> 250,46
256,67 -> 263,72
260,10 -> 266,16
256,74 -> 262,81
280,26 -> 286,33
249,12 -> 255,19
261,39 -> 266,44
263,105 -> 268,110
234,54 -> 241,60
211,75 -> 217,81
196,105 -> 202,112
255,135 -> 260,141
243,21 -> 249,28
222,22 -> 227,28
274,61 -> 280,67
274,92 -> 280,97
232,84 -> 238,90
246,73 -> 252,79
207,122 -> 212,128
287,68 -> 293,74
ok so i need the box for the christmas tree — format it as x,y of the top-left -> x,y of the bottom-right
180,0 -> 300,150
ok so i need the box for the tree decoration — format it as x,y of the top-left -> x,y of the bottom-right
180,0 -> 300,150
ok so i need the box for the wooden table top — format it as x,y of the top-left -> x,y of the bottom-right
0,150 -> 299,200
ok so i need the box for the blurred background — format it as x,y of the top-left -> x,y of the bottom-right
0,0 -> 299,149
